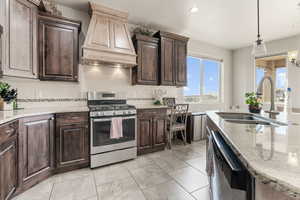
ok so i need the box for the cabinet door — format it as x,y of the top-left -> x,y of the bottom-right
0,140 -> 17,200
137,117 -> 153,155
136,40 -> 159,85
38,16 -> 80,81
160,37 -> 175,85
56,123 -> 89,170
0,25 -> 3,77
19,115 -> 54,189
3,0 -> 38,78
152,117 -> 166,148
175,40 -> 187,86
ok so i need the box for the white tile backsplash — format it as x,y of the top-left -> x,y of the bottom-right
2,64 -> 182,109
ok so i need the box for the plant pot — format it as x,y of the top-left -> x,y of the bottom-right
0,99 -> 14,111
248,105 -> 261,114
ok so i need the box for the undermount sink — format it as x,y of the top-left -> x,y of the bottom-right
224,119 -> 272,125
217,112 -> 287,126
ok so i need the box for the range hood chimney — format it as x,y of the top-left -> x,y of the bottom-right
82,2 -> 137,67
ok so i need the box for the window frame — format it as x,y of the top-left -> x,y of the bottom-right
184,55 -> 223,104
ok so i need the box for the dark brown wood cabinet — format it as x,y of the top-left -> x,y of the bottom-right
0,25 -> 3,77
137,117 -> 152,153
137,108 -> 167,155
175,40 -> 188,86
55,113 -> 89,172
18,115 -> 54,190
154,31 -> 189,86
38,12 -> 81,82
152,116 -> 167,148
0,121 -> 18,200
132,34 -> 159,85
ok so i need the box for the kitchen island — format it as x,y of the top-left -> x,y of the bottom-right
206,111 -> 300,200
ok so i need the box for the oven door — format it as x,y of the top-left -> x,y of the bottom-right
91,115 -> 137,154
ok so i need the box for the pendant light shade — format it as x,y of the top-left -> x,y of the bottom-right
252,38 -> 267,57
252,0 -> 267,57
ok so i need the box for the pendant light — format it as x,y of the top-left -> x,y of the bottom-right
252,0 -> 267,57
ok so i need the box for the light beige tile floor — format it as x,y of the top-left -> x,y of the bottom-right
13,140 -> 210,200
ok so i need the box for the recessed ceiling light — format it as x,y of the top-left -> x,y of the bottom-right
189,5 -> 199,13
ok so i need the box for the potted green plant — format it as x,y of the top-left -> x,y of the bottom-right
0,82 -> 17,111
245,92 -> 262,113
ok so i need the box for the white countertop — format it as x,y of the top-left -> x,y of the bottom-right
135,104 -> 169,109
0,106 -> 89,124
207,111 -> 300,198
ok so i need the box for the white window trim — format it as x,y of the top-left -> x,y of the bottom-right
184,55 -> 223,104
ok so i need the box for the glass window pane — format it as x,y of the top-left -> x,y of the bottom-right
202,59 -> 220,101
184,56 -> 201,96
275,67 -> 287,103
256,67 -> 265,87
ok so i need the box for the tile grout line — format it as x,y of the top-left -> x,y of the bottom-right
91,169 -> 100,200
48,178 -> 56,200
147,150 -> 200,199
126,165 -> 149,200
185,159 -> 208,177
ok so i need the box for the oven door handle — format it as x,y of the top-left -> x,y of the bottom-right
92,116 -> 136,122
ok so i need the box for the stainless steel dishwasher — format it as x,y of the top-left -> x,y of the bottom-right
208,129 -> 255,200
192,113 -> 206,141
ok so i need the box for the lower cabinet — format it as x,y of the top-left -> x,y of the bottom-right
55,113 -> 89,172
137,108 -> 167,155
18,115 -> 55,191
0,121 -> 18,200
0,112 -> 90,199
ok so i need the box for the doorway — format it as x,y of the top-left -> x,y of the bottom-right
255,54 -> 288,108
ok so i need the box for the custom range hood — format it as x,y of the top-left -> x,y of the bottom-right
82,2 -> 137,67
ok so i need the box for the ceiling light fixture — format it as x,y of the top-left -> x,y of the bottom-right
189,5 -> 199,13
252,0 -> 267,57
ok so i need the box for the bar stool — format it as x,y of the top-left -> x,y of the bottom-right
167,104 -> 189,149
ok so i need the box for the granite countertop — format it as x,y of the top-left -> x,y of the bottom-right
0,106 -> 89,124
135,104 -> 169,109
207,111 -> 300,199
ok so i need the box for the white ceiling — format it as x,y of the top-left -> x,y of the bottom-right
55,0 -> 300,50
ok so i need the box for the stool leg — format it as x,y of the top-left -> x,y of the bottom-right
181,130 -> 186,145
167,130 -> 172,149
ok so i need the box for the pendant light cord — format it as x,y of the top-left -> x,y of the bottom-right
257,0 -> 260,38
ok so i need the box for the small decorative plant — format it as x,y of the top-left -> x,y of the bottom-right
153,100 -> 162,105
245,92 -> 262,113
0,82 -> 17,111
133,26 -> 153,36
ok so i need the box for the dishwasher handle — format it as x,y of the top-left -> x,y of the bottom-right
211,130 -> 243,172
211,129 -> 252,191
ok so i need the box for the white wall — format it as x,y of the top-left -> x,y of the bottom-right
232,35 -> 300,109
1,4 -> 233,111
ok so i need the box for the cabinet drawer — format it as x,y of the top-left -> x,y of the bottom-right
56,112 -> 89,125
0,121 -> 18,145
137,108 -> 168,117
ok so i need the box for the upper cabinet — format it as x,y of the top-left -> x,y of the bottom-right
132,34 -> 159,85
0,25 -> 3,77
38,12 -> 81,82
154,31 -> 189,87
174,40 -> 188,86
1,0 -> 38,79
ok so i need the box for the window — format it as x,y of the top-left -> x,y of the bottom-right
184,56 -> 222,103
255,55 -> 287,103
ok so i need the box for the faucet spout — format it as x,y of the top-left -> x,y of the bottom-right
256,76 -> 279,118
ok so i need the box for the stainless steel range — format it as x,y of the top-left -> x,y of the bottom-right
88,92 -> 137,168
